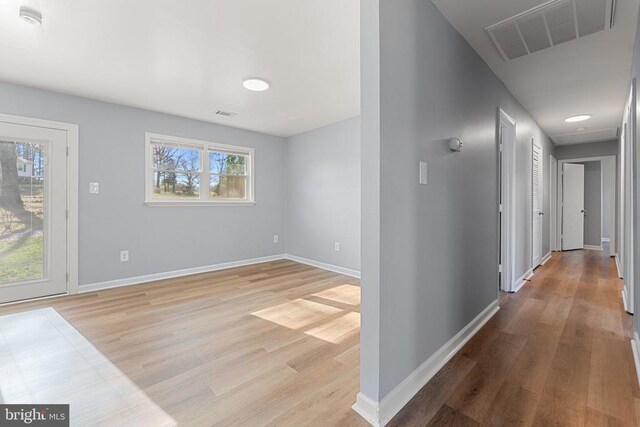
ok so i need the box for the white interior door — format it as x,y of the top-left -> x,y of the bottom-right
562,163 -> 585,250
0,121 -> 67,304
532,142 -> 543,267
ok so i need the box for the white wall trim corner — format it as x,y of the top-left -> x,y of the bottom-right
79,254 -> 286,293
616,254 -> 623,279
623,287 -> 631,313
631,332 -> 640,388
352,393 -> 381,427
583,245 -> 603,251
283,254 -> 361,278
541,252 -> 552,265
512,269 -> 534,293
352,300 -> 500,427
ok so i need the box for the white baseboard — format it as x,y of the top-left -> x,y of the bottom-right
631,332 -> 640,389
79,254 -> 286,293
583,245 -> 603,251
352,300 -> 500,427
540,252 -> 552,265
284,254 -> 361,278
622,288 -> 630,313
352,393 -> 381,426
616,254 -> 623,279
512,269 -> 534,293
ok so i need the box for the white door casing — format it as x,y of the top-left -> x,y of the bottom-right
550,155 -> 558,251
498,109 -> 516,292
532,141 -> 543,267
562,163 -> 585,251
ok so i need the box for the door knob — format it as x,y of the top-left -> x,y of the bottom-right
538,212 -> 544,216
581,210 -> 585,213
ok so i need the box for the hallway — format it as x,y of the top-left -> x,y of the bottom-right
390,250 -> 638,426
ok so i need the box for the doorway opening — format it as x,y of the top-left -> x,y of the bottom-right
556,156 -> 617,257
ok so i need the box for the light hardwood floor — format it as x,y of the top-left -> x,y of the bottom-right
2,250 -> 637,426
390,249 -> 640,426
0,260 -> 367,426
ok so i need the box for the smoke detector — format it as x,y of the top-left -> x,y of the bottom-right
19,7 -> 42,25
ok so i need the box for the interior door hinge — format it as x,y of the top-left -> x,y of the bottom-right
498,264 -> 502,273
499,204 -> 503,212
66,272 -> 69,283
65,210 -> 69,219
66,146 -> 69,156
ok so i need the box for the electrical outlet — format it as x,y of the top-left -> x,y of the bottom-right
89,182 -> 100,194
273,234 -> 279,243
334,242 -> 340,252
120,250 -> 129,262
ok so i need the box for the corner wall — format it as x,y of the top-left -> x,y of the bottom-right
359,0 -> 556,413
284,117 -> 361,272
0,81 -> 287,287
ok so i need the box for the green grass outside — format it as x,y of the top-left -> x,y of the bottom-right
0,235 -> 44,283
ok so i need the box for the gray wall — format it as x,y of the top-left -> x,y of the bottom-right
285,117 -> 361,271
575,162 -> 602,247
0,81 -> 287,287
631,8 -> 640,336
555,140 -> 618,159
361,0 -> 555,400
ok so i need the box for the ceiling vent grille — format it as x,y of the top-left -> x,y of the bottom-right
215,110 -> 238,117
485,0 -> 614,61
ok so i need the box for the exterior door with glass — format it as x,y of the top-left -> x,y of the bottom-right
0,121 -> 67,304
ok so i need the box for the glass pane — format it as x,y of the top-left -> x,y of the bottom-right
152,172 -> 200,198
152,144 -> 201,172
0,140 -> 45,283
210,175 -> 247,200
209,152 -> 246,175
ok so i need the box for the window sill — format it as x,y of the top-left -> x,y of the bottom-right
145,200 -> 256,207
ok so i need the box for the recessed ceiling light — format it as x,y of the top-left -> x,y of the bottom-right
575,127 -> 587,132
19,7 -> 42,25
242,78 -> 270,92
565,114 -> 591,123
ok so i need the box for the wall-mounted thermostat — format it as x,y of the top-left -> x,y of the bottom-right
449,137 -> 463,152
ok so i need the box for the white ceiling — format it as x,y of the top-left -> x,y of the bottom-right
0,0 -> 360,137
432,0 -> 640,145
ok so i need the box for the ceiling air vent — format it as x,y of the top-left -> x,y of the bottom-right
485,0 -> 614,61
215,110 -> 238,117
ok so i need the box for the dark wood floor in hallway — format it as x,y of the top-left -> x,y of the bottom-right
390,249 -> 640,426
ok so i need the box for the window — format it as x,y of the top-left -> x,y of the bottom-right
145,133 -> 254,206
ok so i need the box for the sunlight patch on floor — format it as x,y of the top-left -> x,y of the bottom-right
251,298 -> 342,329
0,307 -> 176,426
312,284 -> 361,306
304,311 -> 360,344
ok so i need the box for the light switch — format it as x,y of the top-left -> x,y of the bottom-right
419,162 -> 428,185
89,182 -> 99,194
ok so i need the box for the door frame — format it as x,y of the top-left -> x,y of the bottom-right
556,155 -> 616,256
550,154 -> 558,251
0,113 -> 78,297
498,108 -> 516,293
531,139 -> 543,269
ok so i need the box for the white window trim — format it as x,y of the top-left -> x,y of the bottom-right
144,132 -> 255,206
